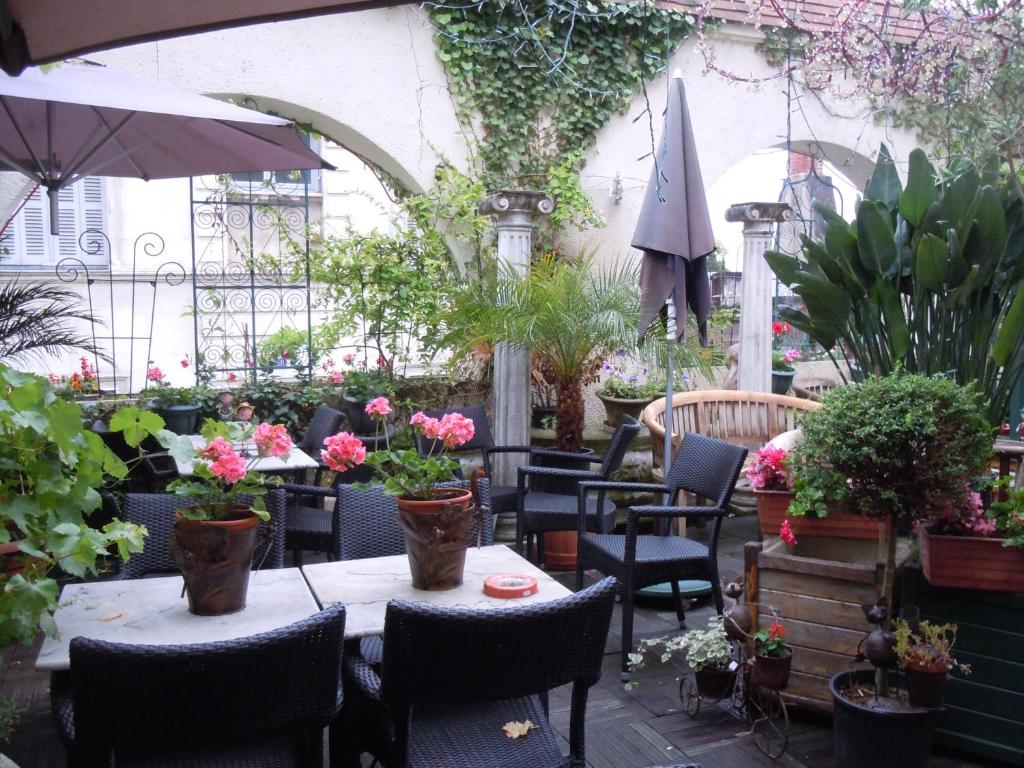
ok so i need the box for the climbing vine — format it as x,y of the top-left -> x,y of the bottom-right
427,0 -> 696,194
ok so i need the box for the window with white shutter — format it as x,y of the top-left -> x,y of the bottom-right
0,177 -> 108,270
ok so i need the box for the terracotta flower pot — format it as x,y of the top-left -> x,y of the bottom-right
918,525 -> 1024,592
755,490 -> 880,539
751,648 -> 792,691
904,662 -> 948,709
0,540 -> 30,579
595,391 -> 653,429
395,488 -> 474,590
171,510 -> 259,616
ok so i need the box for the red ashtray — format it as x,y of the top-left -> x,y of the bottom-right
483,574 -> 539,599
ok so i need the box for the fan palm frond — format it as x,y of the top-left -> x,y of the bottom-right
0,280 -> 105,364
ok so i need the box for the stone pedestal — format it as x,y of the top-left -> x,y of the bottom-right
725,202 -> 792,393
478,190 -> 553,542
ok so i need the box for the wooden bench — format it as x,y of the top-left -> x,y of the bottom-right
641,390 -> 822,474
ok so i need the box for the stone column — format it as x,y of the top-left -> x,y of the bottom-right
478,190 -> 553,542
725,202 -> 792,393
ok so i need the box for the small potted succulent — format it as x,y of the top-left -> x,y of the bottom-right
631,616 -> 735,700
893,615 -> 970,709
595,354 -> 663,428
770,321 -> 800,395
142,359 -> 201,434
165,419 -> 292,615
751,617 -> 792,691
323,398 -> 477,590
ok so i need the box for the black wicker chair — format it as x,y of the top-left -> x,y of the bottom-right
113,489 -> 287,578
54,603 -> 345,768
574,433 -> 747,676
334,577 -> 617,768
515,414 -> 641,564
294,405 -> 345,485
413,404 -> 534,520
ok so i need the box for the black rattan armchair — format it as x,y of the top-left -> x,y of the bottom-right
413,404 -> 528,519
113,489 -> 287,578
574,433 -> 747,676
515,415 -> 641,564
56,603 -> 345,768
334,577 -> 617,768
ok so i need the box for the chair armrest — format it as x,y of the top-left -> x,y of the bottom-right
484,445 -> 534,456
281,482 -> 338,499
627,504 -> 729,520
343,655 -> 382,703
518,466 -> 603,481
529,448 -> 604,464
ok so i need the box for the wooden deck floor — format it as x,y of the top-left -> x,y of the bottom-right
0,516 -> 999,767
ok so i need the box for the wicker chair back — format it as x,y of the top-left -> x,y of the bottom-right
68,604 -> 345,761
380,576 -> 617,706
297,404 -> 345,454
664,433 -> 748,508
598,414 -> 642,475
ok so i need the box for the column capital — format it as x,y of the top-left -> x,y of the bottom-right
725,202 -> 792,232
478,190 -> 555,223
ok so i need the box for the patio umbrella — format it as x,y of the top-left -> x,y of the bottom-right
631,72 -> 715,472
0,62 -> 333,233
0,0 -> 411,75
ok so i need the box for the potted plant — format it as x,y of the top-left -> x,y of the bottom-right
164,419 -> 292,615
791,373 -> 991,767
326,397 -> 477,590
0,365 -> 147,654
770,321 -> 800,395
630,615 -> 735,700
340,358 -> 396,435
142,360 -> 201,434
751,617 -> 792,691
893,616 -> 970,709
595,354 -> 663,428
917,476 -> 1024,592
748,444 -> 879,538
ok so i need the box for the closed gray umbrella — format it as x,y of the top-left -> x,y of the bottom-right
632,73 -> 715,475
632,75 -> 715,346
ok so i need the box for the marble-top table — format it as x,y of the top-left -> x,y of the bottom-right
174,435 -> 319,476
302,544 -> 573,639
36,568 -> 319,671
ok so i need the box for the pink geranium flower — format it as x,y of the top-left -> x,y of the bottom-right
328,370 -> 343,384
779,519 -> 798,545
322,432 -> 367,473
209,451 -> 247,484
253,422 -> 292,458
365,396 -> 392,418
146,366 -> 164,382
343,353 -> 355,364
198,436 -> 235,462
180,358 -> 190,368
438,412 -> 475,448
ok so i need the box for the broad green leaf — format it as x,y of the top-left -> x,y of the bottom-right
899,149 -> 937,227
970,186 -> 1007,261
913,234 -> 949,291
156,430 -> 196,464
856,201 -> 898,276
869,278 -> 910,360
46,399 -> 85,458
109,407 -> 164,447
993,288 -> 1024,366
778,306 -> 838,350
764,250 -> 802,286
864,144 -> 902,211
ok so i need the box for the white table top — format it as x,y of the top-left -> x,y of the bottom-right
301,544 -> 573,639
174,435 -> 319,476
36,568 -> 319,671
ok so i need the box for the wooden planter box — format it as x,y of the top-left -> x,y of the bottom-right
744,536 -> 909,711
902,565 -> 1024,766
919,525 -> 1024,593
755,490 -> 881,540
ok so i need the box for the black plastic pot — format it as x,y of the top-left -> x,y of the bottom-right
343,394 -> 377,435
830,669 -> 935,768
771,370 -> 795,395
155,404 -> 200,435
531,405 -> 557,429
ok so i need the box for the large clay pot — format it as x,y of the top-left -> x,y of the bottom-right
595,391 -> 653,429
171,510 -> 258,615
751,649 -> 792,690
919,524 -> 1024,592
395,488 -> 474,590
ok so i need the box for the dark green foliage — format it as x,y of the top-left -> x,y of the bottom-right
765,146 -> 1024,424
789,374 -> 992,522
196,379 -> 343,438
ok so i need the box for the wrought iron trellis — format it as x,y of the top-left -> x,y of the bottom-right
190,175 -> 313,386
54,229 -> 186,396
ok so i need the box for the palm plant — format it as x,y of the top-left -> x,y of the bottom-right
0,280 -> 102,364
444,252 -> 704,452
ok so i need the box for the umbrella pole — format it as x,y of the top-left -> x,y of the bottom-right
663,297 -> 676,472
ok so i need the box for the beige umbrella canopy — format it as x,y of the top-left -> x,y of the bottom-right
0,0 -> 412,75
